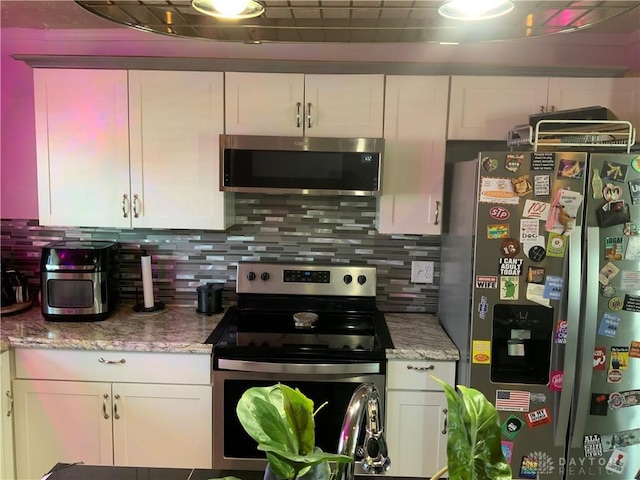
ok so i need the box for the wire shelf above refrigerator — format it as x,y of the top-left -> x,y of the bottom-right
507,120 -> 637,153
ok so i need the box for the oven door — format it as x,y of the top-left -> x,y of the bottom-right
213,359 -> 385,471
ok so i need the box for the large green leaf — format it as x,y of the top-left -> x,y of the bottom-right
280,384 -> 316,455
236,385 -> 298,455
434,378 -> 512,480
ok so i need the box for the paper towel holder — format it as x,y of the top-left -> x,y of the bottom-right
133,249 -> 166,314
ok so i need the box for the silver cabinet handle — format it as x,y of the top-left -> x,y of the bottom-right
434,200 -> 440,225
102,393 -> 110,419
307,102 -> 312,129
442,408 -> 448,434
114,394 -> 120,420
539,105 -> 545,113
5,390 -> 13,417
122,194 -> 130,218
98,357 -> 126,365
296,102 -> 302,128
406,364 -> 435,371
549,105 -> 555,112
133,194 -> 141,218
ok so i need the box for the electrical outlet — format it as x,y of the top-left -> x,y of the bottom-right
411,261 -> 434,284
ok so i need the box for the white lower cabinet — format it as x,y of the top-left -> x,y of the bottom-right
385,359 -> 455,478
1,350 -> 16,480
12,349 -> 212,479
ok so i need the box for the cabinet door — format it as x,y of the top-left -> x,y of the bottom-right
34,69 -> 130,227
303,74 -> 384,138
225,72 -> 304,136
112,383 -> 212,468
385,390 -> 448,478
1,351 -> 15,480
448,76 -> 549,140
547,77 -> 640,130
378,76 -> 448,234
13,380 -> 113,479
129,71 -> 232,230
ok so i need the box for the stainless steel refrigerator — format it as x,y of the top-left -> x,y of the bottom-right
439,151 -> 640,480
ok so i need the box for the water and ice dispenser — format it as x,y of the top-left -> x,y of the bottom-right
491,304 -> 555,385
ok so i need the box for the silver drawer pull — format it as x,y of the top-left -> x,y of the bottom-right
406,364 -> 435,371
114,394 -> 121,420
6,390 -> 13,417
98,357 -> 126,365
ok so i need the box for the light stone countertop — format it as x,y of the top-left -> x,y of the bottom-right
0,305 -> 459,361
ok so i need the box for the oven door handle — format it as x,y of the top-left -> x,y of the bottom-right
217,359 -> 382,375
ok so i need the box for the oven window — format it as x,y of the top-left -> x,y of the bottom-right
222,379 -> 366,459
47,279 -> 94,308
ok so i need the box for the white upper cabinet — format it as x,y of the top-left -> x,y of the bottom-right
377,76 -> 449,235
35,69 -> 131,228
448,76 -> 639,140
129,70 -> 232,230
35,69 -> 232,230
448,76 -> 549,140
546,77 -> 639,129
225,72 -> 384,138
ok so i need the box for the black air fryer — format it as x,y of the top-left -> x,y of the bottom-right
40,241 -> 119,321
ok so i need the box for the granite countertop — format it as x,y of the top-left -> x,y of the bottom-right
0,305 -> 459,361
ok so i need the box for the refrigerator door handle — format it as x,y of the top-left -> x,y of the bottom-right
554,224 -> 583,446
568,226 -> 601,448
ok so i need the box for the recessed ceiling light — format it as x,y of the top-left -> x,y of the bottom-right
438,0 -> 514,21
192,0 -> 265,19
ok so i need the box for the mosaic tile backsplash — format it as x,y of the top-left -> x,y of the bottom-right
1,194 -> 441,312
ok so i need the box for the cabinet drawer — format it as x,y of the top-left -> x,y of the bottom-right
387,360 -> 455,390
14,349 -> 211,385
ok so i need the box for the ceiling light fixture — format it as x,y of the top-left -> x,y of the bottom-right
191,0 -> 265,19
438,0 -> 514,21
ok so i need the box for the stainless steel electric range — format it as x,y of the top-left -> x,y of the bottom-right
205,261 -> 393,471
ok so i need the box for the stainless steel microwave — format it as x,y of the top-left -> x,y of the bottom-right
220,135 -> 384,196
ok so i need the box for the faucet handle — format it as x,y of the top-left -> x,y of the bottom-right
361,431 -> 391,474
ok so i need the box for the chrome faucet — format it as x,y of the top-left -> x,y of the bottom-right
336,383 -> 391,480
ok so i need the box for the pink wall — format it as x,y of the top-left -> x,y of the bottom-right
1,26 -> 638,220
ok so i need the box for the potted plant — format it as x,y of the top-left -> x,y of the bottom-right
235,383 -> 353,480
430,378 -> 512,480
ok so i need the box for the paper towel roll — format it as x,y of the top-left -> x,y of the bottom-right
141,251 -> 154,309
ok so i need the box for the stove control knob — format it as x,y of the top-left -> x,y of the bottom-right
357,274 -> 367,285
260,272 -> 270,281
343,274 -> 353,285
246,272 -> 256,281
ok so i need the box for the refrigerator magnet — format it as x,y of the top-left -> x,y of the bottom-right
555,320 -> 568,344
505,153 -> 524,173
625,236 -> 640,260
583,434 -> 603,457
620,271 -> 640,291
501,441 -> 514,464
599,262 -> 620,285
531,152 -> 556,171
525,407 -> 551,428
495,390 -> 530,412
601,428 -> 640,452
632,156 -> 640,173
481,156 -> 498,172
549,370 -> 563,391
511,174 -> 533,196
499,258 -> 523,276
523,199 -> 550,220
589,393 -> 609,416
471,340 -> 491,364
534,175 -> 550,196
543,275 -> 563,300
477,296 -> 488,320
610,347 -> 629,369
487,224 -> 510,239
546,233 -> 566,258
602,161 -> 628,183
519,456 -> 539,479
557,158 -> 585,179
629,341 -> 640,359
604,237 -> 624,261
499,276 -> 519,300
593,346 -> 607,370
597,313 -> 620,338
608,296 -> 623,312
526,284 -> 550,308
489,205 -> 510,220
622,294 -> 640,312
501,415 -> 524,439
479,177 -> 519,204
607,369 -> 623,383
526,244 -> 547,263
499,238 -> 521,257
605,449 -> 628,475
